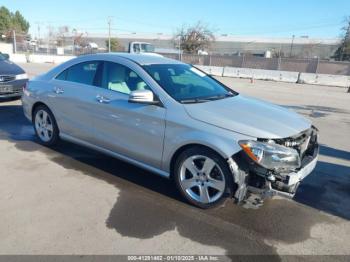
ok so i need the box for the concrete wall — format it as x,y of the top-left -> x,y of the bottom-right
299,73 -> 350,87
9,53 -> 75,64
10,54 -> 27,63
223,67 -> 299,83
195,65 -> 224,77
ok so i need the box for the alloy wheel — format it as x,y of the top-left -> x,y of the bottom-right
35,109 -> 54,142
179,155 -> 226,204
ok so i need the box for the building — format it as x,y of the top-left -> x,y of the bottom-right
84,33 -> 340,59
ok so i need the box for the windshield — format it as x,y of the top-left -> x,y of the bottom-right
141,44 -> 155,53
143,64 -> 237,103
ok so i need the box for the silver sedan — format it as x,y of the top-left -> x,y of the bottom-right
22,53 -> 319,208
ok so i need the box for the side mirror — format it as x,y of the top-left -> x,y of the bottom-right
128,89 -> 159,105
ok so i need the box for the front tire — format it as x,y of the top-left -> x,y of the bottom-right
33,105 -> 59,146
174,146 -> 234,209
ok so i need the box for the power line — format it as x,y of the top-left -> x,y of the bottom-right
114,16 -> 176,30
29,17 -> 344,39
219,21 -> 343,36
218,17 -> 343,31
41,17 -> 107,24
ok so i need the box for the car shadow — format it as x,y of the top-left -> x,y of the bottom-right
320,145 -> 350,161
0,103 -> 347,255
283,105 -> 350,119
294,160 -> 350,220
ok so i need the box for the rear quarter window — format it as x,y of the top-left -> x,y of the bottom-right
55,61 -> 101,86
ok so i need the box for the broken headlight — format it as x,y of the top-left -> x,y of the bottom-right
239,140 -> 301,170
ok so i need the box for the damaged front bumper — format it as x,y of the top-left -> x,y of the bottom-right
228,128 -> 319,206
246,154 -> 318,200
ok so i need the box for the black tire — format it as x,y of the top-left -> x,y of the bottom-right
32,105 -> 59,146
174,146 -> 234,209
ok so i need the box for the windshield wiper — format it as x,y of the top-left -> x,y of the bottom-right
179,98 -> 212,104
180,92 -> 236,104
202,92 -> 236,101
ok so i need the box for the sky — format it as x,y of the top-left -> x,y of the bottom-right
1,0 -> 349,39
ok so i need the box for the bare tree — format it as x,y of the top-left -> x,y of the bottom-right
72,28 -> 87,47
271,48 -> 285,58
301,42 -> 320,59
56,26 -> 69,47
175,21 -> 215,54
334,16 -> 350,61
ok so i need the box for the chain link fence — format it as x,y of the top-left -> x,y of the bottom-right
163,53 -> 350,75
5,36 -> 350,76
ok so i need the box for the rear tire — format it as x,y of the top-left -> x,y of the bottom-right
33,105 -> 59,146
174,146 -> 234,209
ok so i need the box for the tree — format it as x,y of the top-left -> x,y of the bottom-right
175,21 -> 215,54
301,42 -> 320,59
0,6 -> 12,36
0,6 -> 29,41
271,49 -> 285,58
106,38 -> 123,52
12,11 -> 29,33
334,17 -> 350,61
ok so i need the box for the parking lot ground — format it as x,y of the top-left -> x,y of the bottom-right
0,63 -> 349,258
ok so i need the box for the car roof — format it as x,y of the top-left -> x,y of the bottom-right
82,52 -> 184,66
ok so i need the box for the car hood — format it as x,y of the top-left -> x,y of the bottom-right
0,59 -> 25,75
184,94 -> 311,139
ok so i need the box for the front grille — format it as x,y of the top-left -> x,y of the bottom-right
258,127 -> 318,161
12,86 -> 23,92
0,85 -> 23,94
273,127 -> 318,160
0,75 -> 16,83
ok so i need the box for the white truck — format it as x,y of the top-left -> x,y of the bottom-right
128,42 -> 163,57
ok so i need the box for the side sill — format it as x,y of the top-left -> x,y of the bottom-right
59,133 -> 170,179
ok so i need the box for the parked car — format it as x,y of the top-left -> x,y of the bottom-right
22,53 -> 319,209
0,52 -> 28,99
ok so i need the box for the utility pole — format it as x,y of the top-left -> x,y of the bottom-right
47,26 -> 50,55
13,30 -> 17,53
290,35 -> 295,58
108,17 -> 112,52
35,22 -> 41,40
178,35 -> 181,61
278,43 -> 282,58
35,22 -> 41,53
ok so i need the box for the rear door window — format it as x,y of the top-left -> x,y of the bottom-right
56,61 -> 101,86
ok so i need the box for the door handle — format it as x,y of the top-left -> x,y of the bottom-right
53,87 -> 64,94
96,94 -> 111,104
